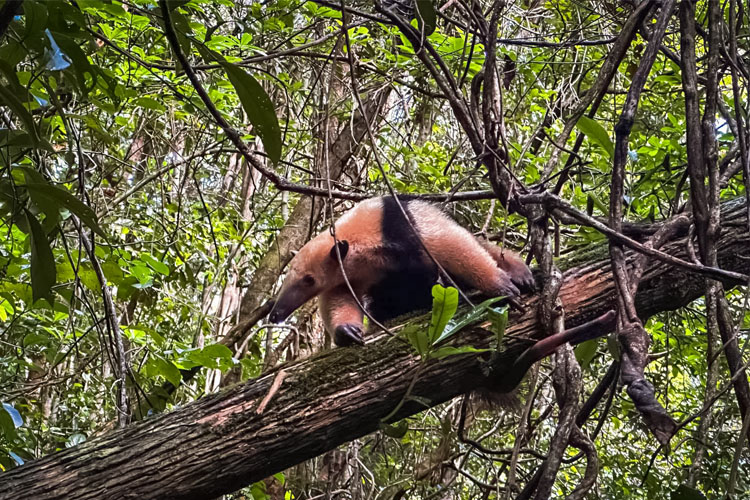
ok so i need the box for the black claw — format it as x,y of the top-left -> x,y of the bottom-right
512,270 -> 537,293
334,324 -> 365,347
503,281 -> 521,298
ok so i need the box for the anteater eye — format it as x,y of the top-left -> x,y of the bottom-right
302,275 -> 315,286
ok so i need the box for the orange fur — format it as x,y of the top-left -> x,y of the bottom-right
478,239 -> 535,292
408,201 -> 520,297
268,197 -> 533,347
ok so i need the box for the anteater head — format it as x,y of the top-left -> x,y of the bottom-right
268,237 -> 349,324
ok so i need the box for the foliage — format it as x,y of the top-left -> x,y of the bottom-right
0,0 -> 748,498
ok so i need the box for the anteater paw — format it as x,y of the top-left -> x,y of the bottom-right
498,277 -> 521,298
512,267 -> 536,293
334,323 -> 365,347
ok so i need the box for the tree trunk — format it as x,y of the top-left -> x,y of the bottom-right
1,199 -> 748,500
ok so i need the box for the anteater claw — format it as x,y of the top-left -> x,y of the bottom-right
334,323 -> 365,347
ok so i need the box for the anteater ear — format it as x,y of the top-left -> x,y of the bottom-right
330,240 -> 349,261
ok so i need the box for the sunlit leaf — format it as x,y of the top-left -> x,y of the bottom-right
141,253 -> 170,276
428,284 -> 458,343
428,345 -> 488,359
436,296 -> 505,344
576,115 -> 614,158
402,324 -> 429,358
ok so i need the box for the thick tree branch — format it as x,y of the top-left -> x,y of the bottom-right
2,200 -> 748,500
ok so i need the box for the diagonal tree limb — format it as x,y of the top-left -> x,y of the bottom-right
519,192 -> 747,283
1,200 -> 747,500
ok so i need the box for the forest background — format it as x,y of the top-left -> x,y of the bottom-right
0,0 -> 749,499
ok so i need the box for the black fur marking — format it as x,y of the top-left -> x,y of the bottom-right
367,196 -> 438,322
381,196 -> 421,252
367,269 -> 436,321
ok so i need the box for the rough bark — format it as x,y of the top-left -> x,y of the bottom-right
1,199 -> 748,500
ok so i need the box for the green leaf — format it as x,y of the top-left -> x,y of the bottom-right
23,1 -> 49,39
574,338 -> 599,370
221,62 -> 282,164
415,0 -> 437,36
435,296 -> 505,344
0,85 -> 39,144
187,344 -> 234,370
379,420 -> 409,438
24,182 -> 106,237
0,298 -> 12,321
587,193 -> 608,215
428,285 -> 458,343
57,261 -> 99,292
488,306 -> 508,346
402,324 -> 429,358
130,263 -> 153,286
576,115 -> 614,159
50,32 -> 96,93
25,210 -> 56,303
145,357 -> 182,388
670,485 -> 707,500
0,407 -> 18,441
0,130 -> 36,149
240,357 -> 261,381
140,253 -> 170,276
249,481 -> 269,500
202,343 -> 233,360
23,332 -> 50,347
134,97 -> 166,112
606,333 -> 621,361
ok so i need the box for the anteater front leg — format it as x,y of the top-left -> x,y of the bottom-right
319,285 -> 366,347
478,240 -> 535,293
419,226 -> 521,298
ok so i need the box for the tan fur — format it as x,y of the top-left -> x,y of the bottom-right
478,239 -> 535,291
270,197 -> 533,346
408,201 -> 519,297
319,285 -> 364,331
